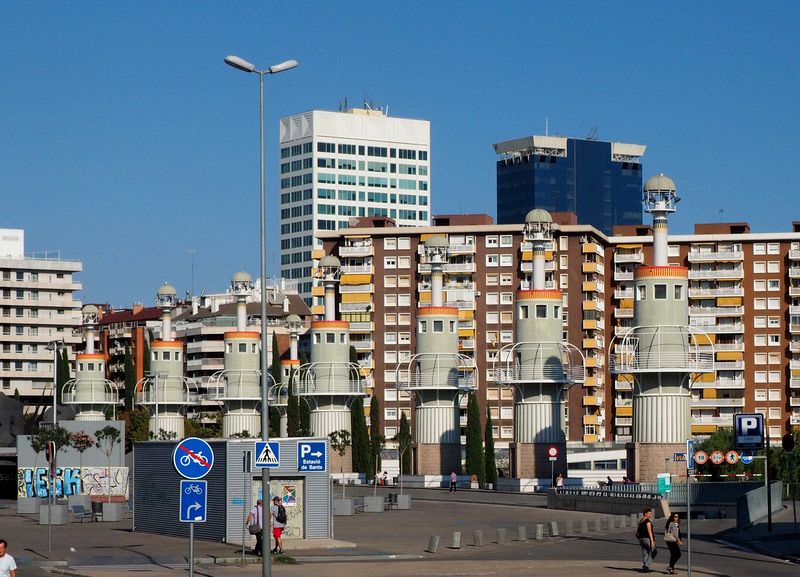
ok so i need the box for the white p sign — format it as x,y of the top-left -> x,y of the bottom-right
734,413 -> 764,450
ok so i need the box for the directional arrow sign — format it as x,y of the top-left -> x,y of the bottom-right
298,441 -> 327,472
179,480 -> 207,523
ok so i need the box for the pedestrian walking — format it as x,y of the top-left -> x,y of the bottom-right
635,507 -> 657,573
449,471 -> 458,493
245,499 -> 264,556
270,496 -> 286,555
555,473 -> 564,491
0,539 -> 17,577
664,513 -> 683,574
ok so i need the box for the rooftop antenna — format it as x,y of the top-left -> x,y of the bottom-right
586,126 -> 599,141
545,116 -> 549,136
719,208 -> 724,223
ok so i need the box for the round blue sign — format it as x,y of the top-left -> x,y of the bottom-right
739,453 -> 754,465
173,437 -> 214,479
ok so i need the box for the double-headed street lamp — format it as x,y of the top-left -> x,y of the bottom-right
224,54 -> 297,577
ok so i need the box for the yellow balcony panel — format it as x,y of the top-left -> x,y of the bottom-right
695,372 -> 716,383
359,367 -> 371,378
717,297 -> 742,306
582,395 -> 601,406
583,338 -> 599,349
616,406 -> 633,417
717,351 -> 743,361
584,376 -> 598,387
620,298 -> 634,309
521,251 -> 533,261
692,333 -> 716,344
585,357 -> 598,368
312,249 -> 326,259
702,388 -> 717,399
311,286 -> 325,297
545,251 -> 553,260
341,273 -> 372,285
617,373 -> 634,382
311,305 -> 325,316
419,292 -> 431,303
341,293 -> 371,303
692,424 -> 718,434
583,319 -> 598,330
458,310 -> 474,320
582,281 -> 598,292
458,329 -> 474,338
583,414 -> 599,425
420,233 -> 446,242
582,243 -> 600,254
583,434 -> 599,444
792,369 -> 800,377
582,262 -> 601,274
582,300 -> 597,311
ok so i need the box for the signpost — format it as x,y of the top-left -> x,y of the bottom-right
547,446 -> 559,488
657,473 -> 671,495
174,439 -> 214,577
242,450 -> 252,567
255,441 -> 280,468
298,441 -> 327,472
733,413 -> 769,531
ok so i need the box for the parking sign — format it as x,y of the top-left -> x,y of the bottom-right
734,413 -> 764,451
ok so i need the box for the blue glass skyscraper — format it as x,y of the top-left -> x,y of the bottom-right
494,136 -> 645,234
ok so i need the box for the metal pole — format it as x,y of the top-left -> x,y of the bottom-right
242,471 -> 247,566
686,469 -> 691,577
765,437 -> 772,531
189,522 -> 194,577
52,343 -> 58,426
154,373 -> 159,437
258,69 -> 272,577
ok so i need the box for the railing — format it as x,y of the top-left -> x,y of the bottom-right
339,245 -> 373,256
614,289 -> 634,299
688,269 -> 744,280
689,323 -> 743,334
614,308 -> 634,318
614,253 -> 644,264
340,264 -> 373,274
614,271 -> 634,281
494,341 -> 585,384
448,243 -> 475,253
609,325 -> 715,373
689,306 -> 744,316
688,287 -> 744,297
790,250 -> 800,260
340,302 -> 371,312
294,362 -> 367,396
687,250 -> 744,262
691,397 -> 745,407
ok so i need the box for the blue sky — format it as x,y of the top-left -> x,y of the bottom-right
2,2 -> 799,306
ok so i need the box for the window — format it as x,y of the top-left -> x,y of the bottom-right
768,279 -> 780,291
384,294 -> 397,307
384,256 -> 397,269
753,243 -> 766,255
754,371 -> 767,383
486,292 -> 499,306
768,407 -> 782,420
500,330 -> 513,343
485,274 -> 498,286
500,273 -> 513,285
398,312 -> 411,325
674,285 -> 683,300
397,256 -> 410,269
754,334 -> 766,346
560,254 -> 568,269
485,236 -> 498,247
769,389 -> 781,401
668,245 -> 680,257
499,235 -> 513,247
500,311 -> 513,324
499,254 -> 513,267
398,332 -> 411,344
560,274 -> 569,289
384,313 -> 397,325
384,237 -> 397,250
398,294 -> 411,306
754,298 -> 766,310
768,352 -> 781,364
486,254 -> 498,267
486,311 -> 499,324
384,332 -> 397,344
754,316 -> 767,328
500,292 -> 513,304
767,243 -> 779,255
767,298 -> 780,310
768,334 -> 780,346
536,304 -> 547,318
384,275 -> 397,288
398,237 -> 411,250
753,261 -> 766,273
753,279 -> 766,292
654,284 -> 667,299
636,285 -> 647,301
398,275 -> 411,288
768,316 -> 780,328
768,261 -> 780,273
559,236 -> 569,251
754,353 -> 767,365
768,371 -> 781,382
754,389 -> 767,401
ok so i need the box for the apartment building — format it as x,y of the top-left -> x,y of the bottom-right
320,216 -> 800,454
0,229 -> 82,405
278,108 -> 431,311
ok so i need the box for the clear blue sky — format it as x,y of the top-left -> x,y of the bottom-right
2,2 -> 799,306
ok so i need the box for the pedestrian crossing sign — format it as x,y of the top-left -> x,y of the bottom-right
254,441 -> 280,468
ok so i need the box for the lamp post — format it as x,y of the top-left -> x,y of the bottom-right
225,53 -> 297,577
45,339 -> 63,557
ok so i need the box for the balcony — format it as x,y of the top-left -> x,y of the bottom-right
791,250 -> 800,261
582,395 -> 604,407
340,284 -> 373,293
458,339 -> 476,349
791,324 -> 800,335
614,380 -> 634,391
714,342 -> 745,352
340,264 -> 373,274
689,306 -> 744,317
691,416 -> 730,426
614,271 -> 634,282
790,378 -> 800,389
688,287 -> 744,298
715,378 -> 746,389
417,262 -> 476,274
789,268 -> 800,279
687,250 -> 744,262
443,300 -> 475,310
449,243 -> 476,254
348,322 -> 373,332
791,341 -> 800,353
715,360 -> 744,370
790,287 -> 800,297
582,243 -> 604,257
791,415 -> 800,425
614,308 -> 634,318
521,261 -> 556,273
340,302 -> 371,312
688,268 -> 744,280
338,245 -> 373,257
690,398 -> 745,408
614,288 -> 634,299
689,322 -> 743,334
582,262 -> 605,275
791,397 -> 800,407
351,340 -> 373,350
614,252 -> 644,264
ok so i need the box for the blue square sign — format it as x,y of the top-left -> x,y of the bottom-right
734,413 -> 764,451
179,480 -> 207,523
254,441 -> 280,468
297,441 -> 327,472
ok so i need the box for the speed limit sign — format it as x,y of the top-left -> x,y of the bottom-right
547,446 -> 559,461
694,451 -> 709,465
710,450 -> 725,465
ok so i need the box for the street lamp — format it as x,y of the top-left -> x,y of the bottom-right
225,53 -> 297,577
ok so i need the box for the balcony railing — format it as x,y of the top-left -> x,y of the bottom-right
689,306 -> 744,317
688,287 -> 744,298
687,251 -> 744,262
691,398 -> 745,407
791,250 -> 800,261
338,245 -> 373,257
340,264 -> 373,274
688,269 -> 744,280
614,253 -> 644,264
449,243 -> 476,253
614,289 -> 634,299
614,308 -> 634,318
609,325 -> 715,374
614,271 -> 635,281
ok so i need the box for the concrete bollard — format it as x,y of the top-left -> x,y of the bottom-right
580,519 -> 589,533
607,515 -> 615,530
631,513 -> 639,526
517,525 -> 527,542
426,535 -> 440,553
497,528 -> 506,544
473,529 -> 484,547
549,521 -> 559,537
564,520 -> 573,535
535,524 -> 544,540
594,518 -> 603,532
619,515 -> 628,528
451,531 -> 461,549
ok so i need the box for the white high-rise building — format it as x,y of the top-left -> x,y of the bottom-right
278,108 -> 431,313
0,229 -> 82,404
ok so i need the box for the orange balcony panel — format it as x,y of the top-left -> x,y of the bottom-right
311,305 -> 325,316
717,351 -> 743,361
620,298 -> 634,309
717,297 -> 742,306
692,424 -> 717,434
616,406 -> 633,417
583,434 -> 599,444
311,286 -> 325,297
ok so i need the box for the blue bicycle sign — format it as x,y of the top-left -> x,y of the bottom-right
173,437 -> 214,480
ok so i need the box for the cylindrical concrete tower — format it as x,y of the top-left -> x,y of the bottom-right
294,255 -> 365,472
62,305 -> 118,421
136,283 -> 193,439
400,237 -> 476,476
497,210 -> 582,481
610,175 -> 714,482
271,314 -> 304,437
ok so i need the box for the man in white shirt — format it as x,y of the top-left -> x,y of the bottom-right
245,499 -> 263,556
0,539 -> 17,577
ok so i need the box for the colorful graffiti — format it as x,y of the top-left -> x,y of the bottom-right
17,467 -> 129,499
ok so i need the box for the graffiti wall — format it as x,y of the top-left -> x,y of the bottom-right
17,466 -> 129,499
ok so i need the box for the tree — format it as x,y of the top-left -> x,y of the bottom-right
270,332 -> 282,388
70,430 -> 95,472
329,429 -> 351,498
32,426 -> 72,498
298,351 -> 311,435
57,348 -> 71,404
96,426 -> 122,503
369,393 -> 382,479
287,368 -> 301,437
121,407 -> 151,452
123,346 -> 135,411
142,330 -> 152,377
350,397 -> 370,477
465,392 -> 485,485
484,407 -> 497,489
397,412 -> 412,493
269,406 -> 281,438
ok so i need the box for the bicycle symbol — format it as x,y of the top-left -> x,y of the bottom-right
184,483 -> 203,495
179,451 -> 207,467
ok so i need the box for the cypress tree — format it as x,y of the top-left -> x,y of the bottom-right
57,348 -> 70,404
350,397 -> 370,476
369,393 -> 382,478
298,351 -> 311,435
398,412 -> 412,476
123,346 -> 135,411
286,367 -> 301,437
484,407 -> 497,489
270,332 -> 282,387
142,330 -> 152,376
465,392 -> 485,484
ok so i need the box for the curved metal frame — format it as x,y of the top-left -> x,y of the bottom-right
493,341 -> 585,386
135,374 -> 198,414
267,381 -> 289,409
61,378 -> 120,418
395,352 -> 478,392
204,368 -> 275,404
291,362 -> 367,397
608,325 -> 715,374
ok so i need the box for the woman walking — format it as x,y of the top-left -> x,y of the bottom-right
664,513 -> 683,574
635,507 -> 657,573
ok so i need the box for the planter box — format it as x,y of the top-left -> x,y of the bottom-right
68,495 -> 91,509
39,504 -> 69,525
333,499 -> 355,516
17,497 -> 40,514
102,502 -> 124,522
363,496 -> 385,513
397,494 -> 412,510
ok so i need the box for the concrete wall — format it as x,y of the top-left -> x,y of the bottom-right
736,481 -> 784,531
548,488 -> 670,518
